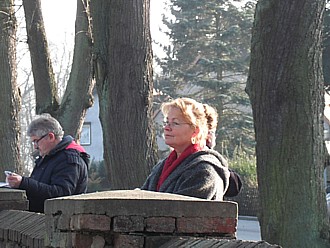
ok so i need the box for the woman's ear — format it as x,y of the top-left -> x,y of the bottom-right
193,127 -> 200,136
191,127 -> 201,145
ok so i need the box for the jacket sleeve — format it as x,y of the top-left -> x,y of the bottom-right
19,156 -> 86,202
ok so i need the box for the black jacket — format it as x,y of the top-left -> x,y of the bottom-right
19,135 -> 89,213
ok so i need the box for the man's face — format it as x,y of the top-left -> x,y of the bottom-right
30,133 -> 55,157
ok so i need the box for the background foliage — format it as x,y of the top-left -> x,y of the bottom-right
154,0 -> 256,158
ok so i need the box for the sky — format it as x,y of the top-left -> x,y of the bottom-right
40,0 -> 248,70
41,0 -> 169,59
41,0 -> 248,46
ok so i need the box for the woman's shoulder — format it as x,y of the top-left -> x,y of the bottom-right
188,148 -> 228,168
150,158 -> 167,171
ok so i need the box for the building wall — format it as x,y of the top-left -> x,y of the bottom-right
324,92 -> 330,190
82,93 -> 104,162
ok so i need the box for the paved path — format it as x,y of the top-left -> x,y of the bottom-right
236,216 -> 261,241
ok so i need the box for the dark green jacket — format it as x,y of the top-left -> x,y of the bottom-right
141,149 -> 230,200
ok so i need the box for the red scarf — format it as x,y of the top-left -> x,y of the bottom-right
157,144 -> 202,191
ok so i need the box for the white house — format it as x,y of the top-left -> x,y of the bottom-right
81,92 -> 104,162
324,91 -> 330,190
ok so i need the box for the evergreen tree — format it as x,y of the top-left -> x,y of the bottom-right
155,0 -> 256,157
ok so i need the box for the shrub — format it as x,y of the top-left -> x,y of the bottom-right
227,146 -> 258,188
87,160 -> 111,192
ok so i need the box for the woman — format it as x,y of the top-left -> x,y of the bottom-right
141,97 -> 230,200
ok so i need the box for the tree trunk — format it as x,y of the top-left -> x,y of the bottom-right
246,0 -> 330,247
22,0 -> 59,114
58,0 -> 94,138
91,0 -> 158,189
23,0 -> 94,139
0,0 -> 21,178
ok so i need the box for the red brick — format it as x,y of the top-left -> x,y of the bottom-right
73,233 -> 93,248
70,214 -> 111,231
145,217 -> 176,233
176,217 -> 236,234
114,234 -> 144,248
113,216 -> 144,232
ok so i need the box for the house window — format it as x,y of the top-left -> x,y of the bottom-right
81,122 -> 91,145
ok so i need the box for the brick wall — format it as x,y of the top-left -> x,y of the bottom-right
45,190 -> 238,247
0,188 -> 28,211
0,189 -> 282,248
0,210 -> 44,247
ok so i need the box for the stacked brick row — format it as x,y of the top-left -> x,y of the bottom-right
0,210 -> 44,247
51,212 -> 237,247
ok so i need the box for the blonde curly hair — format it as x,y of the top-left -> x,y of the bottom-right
161,97 -> 208,145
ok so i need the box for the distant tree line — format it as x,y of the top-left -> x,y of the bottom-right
154,0 -> 256,158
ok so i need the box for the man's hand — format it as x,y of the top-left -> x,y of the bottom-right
6,173 -> 22,188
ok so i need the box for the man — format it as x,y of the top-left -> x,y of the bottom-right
6,114 -> 89,213
204,103 -> 242,198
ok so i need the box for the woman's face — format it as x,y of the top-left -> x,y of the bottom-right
163,107 -> 196,154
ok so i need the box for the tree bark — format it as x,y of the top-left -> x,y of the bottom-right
0,0 -> 21,178
22,0 -> 94,139
91,0 -> 158,189
246,0 -> 330,246
22,0 -> 59,114
58,0 -> 94,138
